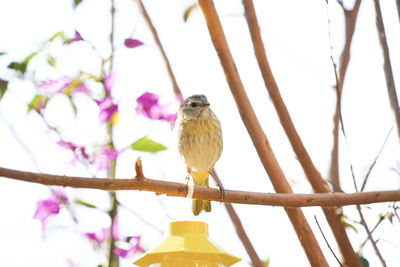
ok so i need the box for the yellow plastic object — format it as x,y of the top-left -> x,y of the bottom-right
133,221 -> 241,267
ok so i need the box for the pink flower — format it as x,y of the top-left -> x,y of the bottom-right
92,146 -> 119,172
136,92 -> 177,122
39,77 -> 91,96
39,77 -> 72,94
57,140 -> 89,160
113,236 -> 143,258
85,227 -> 110,244
64,30 -> 84,45
103,73 -> 115,93
124,38 -> 144,48
34,189 -> 68,231
96,96 -> 118,123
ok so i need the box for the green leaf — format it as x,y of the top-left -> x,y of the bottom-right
0,52 -> 6,56
342,218 -> 358,233
359,255 -> 369,267
67,95 -> 78,116
27,94 -> 48,113
7,52 -> 38,75
47,55 -> 56,67
75,199 -> 97,209
49,31 -> 66,42
131,136 -> 167,153
73,0 -> 83,8
263,258 -> 270,267
0,79 -> 8,100
183,3 -> 197,22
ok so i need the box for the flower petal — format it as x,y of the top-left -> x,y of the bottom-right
124,38 -> 144,48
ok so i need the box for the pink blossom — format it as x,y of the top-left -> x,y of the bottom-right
39,77 -> 72,94
96,96 -> 118,123
39,77 -> 91,96
33,189 -> 68,231
92,146 -> 119,172
57,140 -> 89,160
103,73 -> 115,93
136,92 -> 177,122
64,30 -> 84,45
85,227 -> 110,244
113,236 -> 143,258
124,38 -> 144,48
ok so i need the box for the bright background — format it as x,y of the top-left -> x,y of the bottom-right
0,0 -> 400,266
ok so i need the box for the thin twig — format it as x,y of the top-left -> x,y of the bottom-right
212,169 -> 263,267
356,205 -> 387,267
361,126 -> 393,192
314,216 -> 343,267
134,0 -> 182,97
373,0 -> 400,139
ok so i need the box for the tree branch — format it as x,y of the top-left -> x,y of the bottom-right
242,0 -> 360,265
135,0 -> 182,97
197,0 -> 329,265
2,163 -> 400,207
373,0 -> 400,139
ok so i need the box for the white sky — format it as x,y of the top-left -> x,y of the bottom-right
1,0 -> 400,266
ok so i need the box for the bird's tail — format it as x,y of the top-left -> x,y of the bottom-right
191,170 -> 211,216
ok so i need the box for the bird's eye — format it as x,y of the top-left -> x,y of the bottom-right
190,102 -> 198,108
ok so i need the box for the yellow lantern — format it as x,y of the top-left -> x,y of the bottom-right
133,221 -> 241,267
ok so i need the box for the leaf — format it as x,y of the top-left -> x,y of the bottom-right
75,199 -> 97,209
67,95 -> 78,116
341,216 -> 358,233
131,136 -> 167,153
7,52 -> 38,74
0,79 -> 8,100
358,255 -> 369,267
183,3 -> 197,22
73,0 -> 83,8
27,94 -> 48,113
49,31 -> 66,42
0,52 -> 6,56
47,55 -> 56,66
263,258 -> 270,267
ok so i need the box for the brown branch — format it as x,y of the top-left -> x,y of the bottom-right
212,169 -> 263,267
373,0 -> 400,139
1,166 -> 400,207
356,205 -> 387,267
330,0 -> 361,190
197,0 -> 328,265
242,0 -> 360,266
135,0 -> 182,97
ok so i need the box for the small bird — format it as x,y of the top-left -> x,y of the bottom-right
178,94 -> 223,215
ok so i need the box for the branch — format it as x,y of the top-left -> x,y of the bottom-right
3,164 -> 400,207
330,0 -> 361,189
356,205 -> 387,267
212,169 -> 263,267
197,0 -> 328,265
373,0 -> 400,139
135,0 -> 182,97
242,0 -> 359,265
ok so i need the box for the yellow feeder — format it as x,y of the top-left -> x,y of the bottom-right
133,221 -> 241,267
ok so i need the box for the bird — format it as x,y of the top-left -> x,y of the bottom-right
177,94 -> 223,216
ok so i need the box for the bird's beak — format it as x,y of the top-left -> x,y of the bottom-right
201,99 -> 210,108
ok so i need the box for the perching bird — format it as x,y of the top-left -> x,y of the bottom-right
178,94 -> 223,216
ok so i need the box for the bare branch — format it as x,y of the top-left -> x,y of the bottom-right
197,0 -> 329,265
242,0 -> 359,265
135,0 -> 182,97
356,205 -> 387,266
373,0 -> 400,139
213,169 -> 263,267
1,166 -> 400,207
